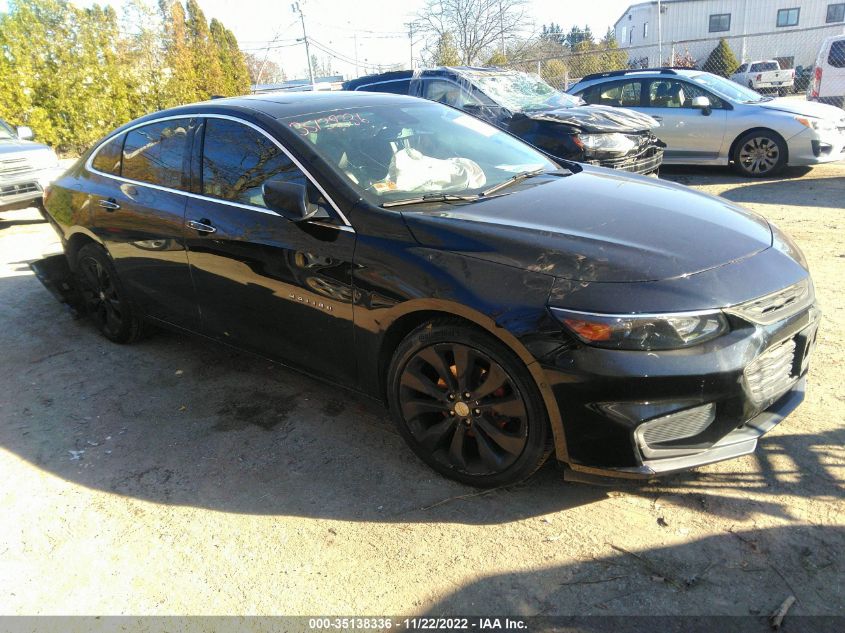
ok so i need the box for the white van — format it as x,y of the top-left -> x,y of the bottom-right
809,34 -> 845,109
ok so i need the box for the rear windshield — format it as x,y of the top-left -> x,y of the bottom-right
751,62 -> 779,72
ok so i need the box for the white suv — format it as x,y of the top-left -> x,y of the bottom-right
0,119 -> 63,213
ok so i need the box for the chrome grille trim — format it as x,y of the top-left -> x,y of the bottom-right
744,338 -> 798,406
639,404 -> 716,446
0,182 -> 40,197
726,278 -> 814,325
0,157 -> 33,178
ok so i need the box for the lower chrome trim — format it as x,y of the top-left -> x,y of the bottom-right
565,377 -> 805,479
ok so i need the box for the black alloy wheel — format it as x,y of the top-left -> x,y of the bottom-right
388,321 -> 552,487
75,243 -> 144,343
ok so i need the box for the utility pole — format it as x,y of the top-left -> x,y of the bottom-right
354,33 -> 359,76
292,2 -> 315,90
407,22 -> 414,69
657,0 -> 663,66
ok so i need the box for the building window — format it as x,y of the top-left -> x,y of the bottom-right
776,8 -> 800,27
643,22 -> 649,38
827,3 -> 845,23
709,13 -> 731,32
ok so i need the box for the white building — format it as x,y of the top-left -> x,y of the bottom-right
614,0 -> 845,68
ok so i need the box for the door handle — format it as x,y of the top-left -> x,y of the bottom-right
98,198 -> 120,211
187,219 -> 217,234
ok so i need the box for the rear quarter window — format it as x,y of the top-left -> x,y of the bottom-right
91,134 -> 124,176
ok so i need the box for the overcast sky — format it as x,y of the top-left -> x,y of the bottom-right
0,0 -> 635,80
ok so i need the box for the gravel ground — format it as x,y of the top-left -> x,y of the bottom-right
0,163 -> 843,620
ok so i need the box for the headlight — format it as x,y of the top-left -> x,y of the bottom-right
795,116 -> 837,133
770,221 -> 809,270
550,307 -> 728,350
575,133 -> 637,156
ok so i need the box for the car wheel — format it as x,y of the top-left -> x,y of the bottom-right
75,243 -> 144,343
387,320 -> 552,487
778,88 -> 787,97
732,131 -> 787,177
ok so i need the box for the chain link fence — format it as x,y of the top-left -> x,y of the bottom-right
505,21 -> 844,93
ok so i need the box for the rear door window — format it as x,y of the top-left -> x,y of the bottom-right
92,134 -> 125,176
361,79 -> 410,94
122,119 -> 190,190
200,118 -> 307,208
422,79 -> 480,108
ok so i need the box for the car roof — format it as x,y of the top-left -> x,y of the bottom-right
144,91 -> 425,121
343,66 -> 516,90
571,68 -> 703,91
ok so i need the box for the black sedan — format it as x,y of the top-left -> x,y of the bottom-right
39,91 -> 819,487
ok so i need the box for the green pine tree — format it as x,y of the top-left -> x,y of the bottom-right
160,0 -> 199,106
185,0 -> 224,98
433,32 -> 461,66
702,38 -> 739,77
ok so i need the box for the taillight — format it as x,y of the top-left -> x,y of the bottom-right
756,73 -> 762,81
811,67 -> 822,98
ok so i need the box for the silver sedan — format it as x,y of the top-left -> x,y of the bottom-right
568,69 -> 845,177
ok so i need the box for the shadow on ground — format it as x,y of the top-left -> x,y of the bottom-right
1,267 -> 841,526
423,525 -> 845,621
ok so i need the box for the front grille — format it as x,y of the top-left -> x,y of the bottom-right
744,338 -> 798,406
639,404 -> 716,446
0,157 -> 33,178
0,182 -> 40,198
727,278 -> 814,325
589,146 -> 664,175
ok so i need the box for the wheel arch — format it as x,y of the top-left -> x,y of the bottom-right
374,300 -> 570,463
729,127 -> 790,166
64,228 -> 105,270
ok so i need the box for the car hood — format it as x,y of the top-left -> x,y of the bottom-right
757,98 -> 845,120
0,138 -> 54,155
401,167 -> 773,283
517,105 -> 659,133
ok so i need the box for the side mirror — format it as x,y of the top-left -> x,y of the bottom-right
16,126 -> 34,140
691,96 -> 712,116
262,180 -> 329,222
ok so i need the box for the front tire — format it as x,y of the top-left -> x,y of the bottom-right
732,130 -> 787,177
387,320 -> 552,487
75,243 -> 144,343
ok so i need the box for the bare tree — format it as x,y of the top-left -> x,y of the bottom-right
415,0 -> 529,66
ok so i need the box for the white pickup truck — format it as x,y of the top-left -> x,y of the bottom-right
731,60 -> 795,95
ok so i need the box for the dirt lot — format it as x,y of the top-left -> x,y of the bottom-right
1,163 -> 843,621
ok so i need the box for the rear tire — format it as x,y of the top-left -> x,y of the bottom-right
74,243 -> 144,343
387,320 -> 553,487
732,130 -> 787,178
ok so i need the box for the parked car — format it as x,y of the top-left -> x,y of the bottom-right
344,67 -> 665,175
730,60 -> 795,96
37,92 -> 818,486
0,118 -> 63,213
569,68 -> 845,177
808,34 -> 845,109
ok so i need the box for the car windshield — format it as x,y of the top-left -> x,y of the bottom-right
0,120 -> 16,140
691,73 -> 771,103
280,102 -> 558,205
462,71 -> 584,112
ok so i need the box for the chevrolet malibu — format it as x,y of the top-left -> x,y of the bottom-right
40,92 -> 820,487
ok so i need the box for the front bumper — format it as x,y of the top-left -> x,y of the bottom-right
0,166 -> 64,211
786,127 -> 845,165
541,300 -> 820,476
584,145 -> 664,175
